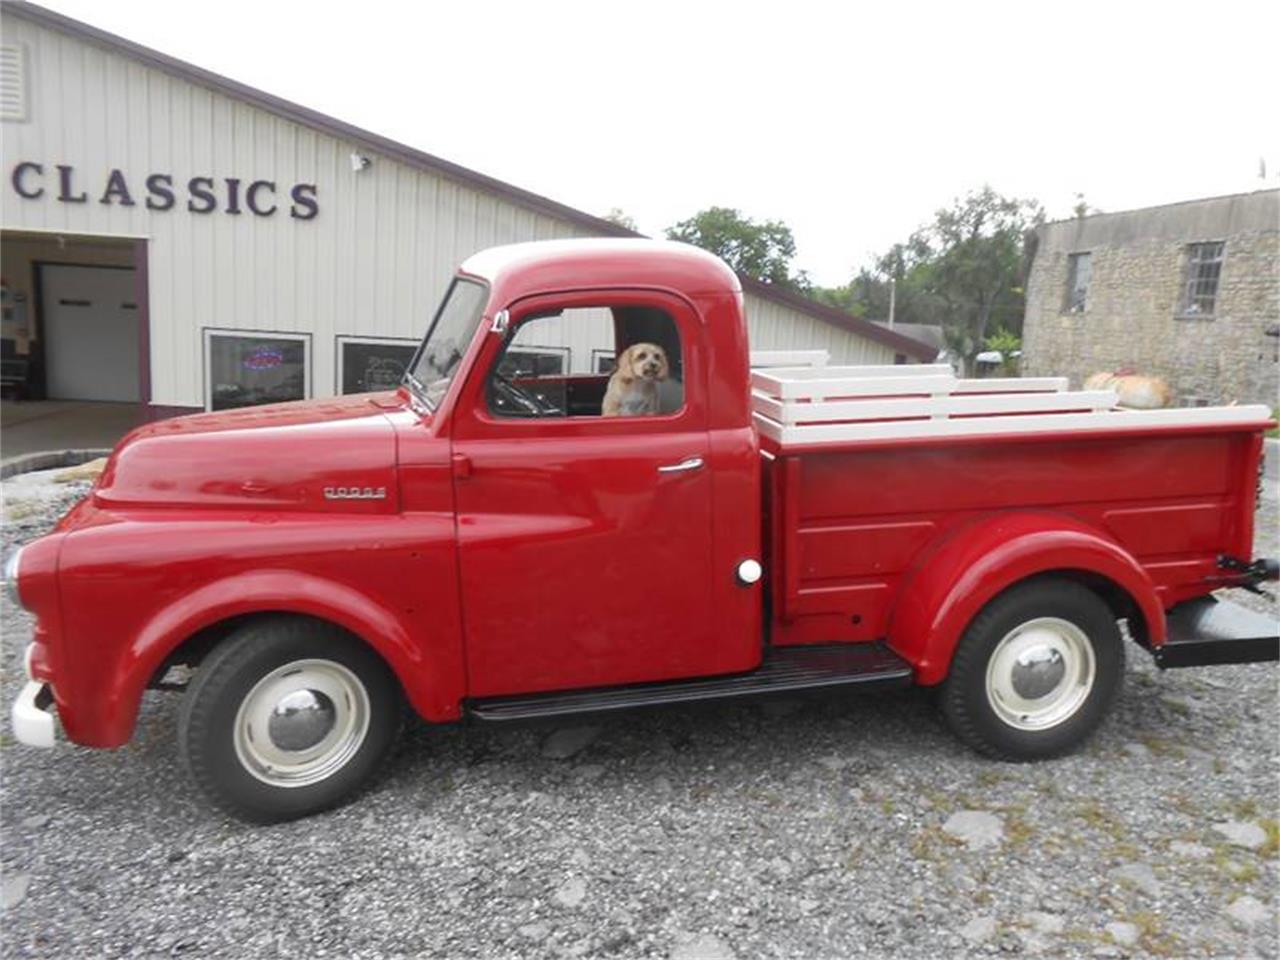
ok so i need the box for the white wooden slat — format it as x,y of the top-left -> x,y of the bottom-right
753,412 -> 783,443
752,390 -> 1119,425
753,363 -> 952,385
753,404 -> 1274,447
750,350 -> 829,368
953,377 -> 1069,393
756,374 -> 959,400
752,366 -> 956,395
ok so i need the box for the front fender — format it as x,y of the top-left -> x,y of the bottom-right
887,511 -> 1165,685
74,569 -> 459,748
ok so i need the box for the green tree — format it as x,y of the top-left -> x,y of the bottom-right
983,327 -> 1023,375
921,187 -> 1041,370
666,207 -> 800,287
602,207 -> 638,231
831,187 -> 1041,372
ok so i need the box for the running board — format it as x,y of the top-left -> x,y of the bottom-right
1155,596 -> 1279,668
467,643 -> 913,722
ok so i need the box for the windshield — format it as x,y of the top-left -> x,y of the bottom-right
405,278 -> 489,409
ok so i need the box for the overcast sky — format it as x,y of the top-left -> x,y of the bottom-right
34,0 -> 1280,286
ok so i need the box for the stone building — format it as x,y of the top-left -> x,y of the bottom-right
1022,190 -> 1278,406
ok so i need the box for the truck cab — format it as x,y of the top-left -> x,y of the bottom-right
8,239 -> 1277,823
399,241 -> 762,697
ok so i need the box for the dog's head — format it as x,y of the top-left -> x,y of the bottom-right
617,342 -> 669,382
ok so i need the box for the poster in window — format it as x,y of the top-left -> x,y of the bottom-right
341,340 -> 418,394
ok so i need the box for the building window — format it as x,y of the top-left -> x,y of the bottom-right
1062,252 -> 1091,314
204,330 -> 310,411
592,349 -> 617,374
1180,241 -> 1225,317
337,336 -> 417,394
497,346 -> 570,379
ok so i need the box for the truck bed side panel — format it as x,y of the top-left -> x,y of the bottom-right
766,431 -> 1260,646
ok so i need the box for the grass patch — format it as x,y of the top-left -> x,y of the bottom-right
1259,819 -> 1279,858
1126,911 -> 1186,957
975,769 -> 1005,789
1233,797 -> 1261,819
3,499 -> 39,520
910,825 -> 959,862
1141,735 -> 1186,757
1074,801 -> 1128,840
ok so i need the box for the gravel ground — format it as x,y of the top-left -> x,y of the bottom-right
1,471 -> 1276,959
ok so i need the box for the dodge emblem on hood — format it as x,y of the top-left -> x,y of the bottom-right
324,486 -> 387,500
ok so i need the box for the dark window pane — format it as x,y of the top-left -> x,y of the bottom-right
1181,242 -> 1225,316
1064,252 -> 1090,313
208,334 -> 307,411
498,348 -> 568,378
341,340 -> 417,394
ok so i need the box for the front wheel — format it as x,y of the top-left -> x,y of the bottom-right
179,617 -> 403,822
940,578 -> 1124,760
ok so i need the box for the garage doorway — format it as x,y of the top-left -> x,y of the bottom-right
39,264 -> 140,402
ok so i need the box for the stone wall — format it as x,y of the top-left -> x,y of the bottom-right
1023,190 -> 1279,407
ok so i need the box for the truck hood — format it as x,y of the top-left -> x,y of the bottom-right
94,392 -> 410,512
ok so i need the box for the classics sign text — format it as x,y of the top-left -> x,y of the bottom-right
9,163 -> 318,220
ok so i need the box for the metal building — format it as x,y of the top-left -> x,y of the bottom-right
0,2 -> 933,420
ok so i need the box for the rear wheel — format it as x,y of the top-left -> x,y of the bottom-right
179,617 -> 403,822
940,578 -> 1124,760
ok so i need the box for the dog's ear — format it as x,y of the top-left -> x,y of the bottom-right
653,346 -> 670,381
615,344 -> 637,381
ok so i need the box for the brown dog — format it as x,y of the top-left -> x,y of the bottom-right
1084,369 -> 1174,409
602,342 -> 670,416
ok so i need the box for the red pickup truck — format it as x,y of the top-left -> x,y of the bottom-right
8,239 -> 1277,822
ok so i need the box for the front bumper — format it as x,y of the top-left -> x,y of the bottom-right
12,643 -> 57,747
12,679 -> 56,747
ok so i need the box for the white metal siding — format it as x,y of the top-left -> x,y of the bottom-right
741,295 -> 897,364
0,12 -> 900,407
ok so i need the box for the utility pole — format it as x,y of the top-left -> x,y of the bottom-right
888,278 -> 896,329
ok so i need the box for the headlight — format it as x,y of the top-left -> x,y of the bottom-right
4,545 -> 24,608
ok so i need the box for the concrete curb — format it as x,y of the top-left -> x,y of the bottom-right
0,449 -> 110,480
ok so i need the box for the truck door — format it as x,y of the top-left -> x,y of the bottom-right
450,290 -> 719,697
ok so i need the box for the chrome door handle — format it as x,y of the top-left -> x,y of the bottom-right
658,456 -> 704,474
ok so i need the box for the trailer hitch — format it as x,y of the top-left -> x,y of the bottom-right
1212,555 -> 1280,594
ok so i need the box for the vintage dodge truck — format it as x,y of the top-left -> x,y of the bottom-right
8,239 -> 1278,822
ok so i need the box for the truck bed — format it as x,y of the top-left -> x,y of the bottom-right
754,364 -> 1271,647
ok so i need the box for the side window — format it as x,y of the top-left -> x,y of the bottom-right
487,305 -> 684,419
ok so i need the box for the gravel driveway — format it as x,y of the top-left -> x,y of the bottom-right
2,471 -> 1276,959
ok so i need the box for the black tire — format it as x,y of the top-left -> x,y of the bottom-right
939,578 -> 1124,761
179,616 -> 403,823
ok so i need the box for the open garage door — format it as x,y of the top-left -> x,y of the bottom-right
40,264 -> 141,402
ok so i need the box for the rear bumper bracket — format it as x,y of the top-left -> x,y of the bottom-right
1154,596 -> 1279,669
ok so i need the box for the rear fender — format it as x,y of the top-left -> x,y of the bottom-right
92,570 -> 458,748
887,512 -> 1165,685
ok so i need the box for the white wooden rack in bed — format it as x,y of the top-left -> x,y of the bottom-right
747,353 -> 1272,446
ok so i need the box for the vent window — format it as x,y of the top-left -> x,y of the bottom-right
1,43 -> 29,122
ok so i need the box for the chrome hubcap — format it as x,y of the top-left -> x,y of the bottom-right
985,617 -> 1096,731
267,689 -> 337,752
234,660 -> 369,788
